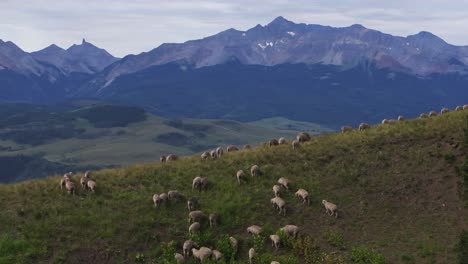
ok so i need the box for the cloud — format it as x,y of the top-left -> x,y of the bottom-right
0,0 -> 467,57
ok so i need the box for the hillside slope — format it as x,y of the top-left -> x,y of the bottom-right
0,111 -> 467,263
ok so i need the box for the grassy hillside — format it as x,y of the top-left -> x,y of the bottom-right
0,111 -> 467,264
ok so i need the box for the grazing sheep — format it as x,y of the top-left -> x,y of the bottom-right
270,234 -> 280,250
292,139 -> 300,150
212,250 -> 222,261
166,154 -> 178,161
86,180 -> 96,193
247,225 -> 263,235
189,222 -> 201,235
270,197 -> 286,216
359,123 -> 370,131
398,115 -> 405,121
188,210 -> 205,223
243,144 -> 252,149
155,193 -> 168,206
192,176 -> 202,191
463,104 -> 468,110
201,151 -> 210,160
419,113 -> 428,119
250,165 -> 260,177
273,185 -> 281,197
249,248 -> 255,264
295,189 -> 310,205
322,200 -> 338,218
341,126 -> 353,133
192,247 -> 212,262
296,132 -> 311,143
269,139 -> 279,147
277,177 -> 290,190
280,225 -> 299,239
187,197 -> 198,211
278,137 -> 287,145
160,155 -> 166,162
175,253 -> 185,263
153,194 -> 160,208
216,147 -> 224,157
429,111 -> 438,117
183,240 -> 195,257
230,236 -> 238,252
209,212 -> 219,228
236,170 -> 246,185
382,119 -> 397,124
168,190 -> 183,202
271,261 -> 280,264
64,178 -> 76,195
227,145 -> 239,152
200,177 -> 209,191
60,172 -> 72,190
455,106 -> 463,111
210,150 -> 217,159
441,107 -> 450,114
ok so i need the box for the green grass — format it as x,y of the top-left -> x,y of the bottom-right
0,111 -> 467,263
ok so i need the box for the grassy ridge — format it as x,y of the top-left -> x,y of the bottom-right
0,111 -> 467,263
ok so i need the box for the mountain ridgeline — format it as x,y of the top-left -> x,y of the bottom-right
1,17 -> 468,127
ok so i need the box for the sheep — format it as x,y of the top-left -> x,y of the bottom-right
277,177 -> 290,190
183,240 -> 195,257
441,107 -> 450,114
210,150 -> 217,159
243,144 -> 252,149
188,210 -> 205,224
175,253 -> 185,263
227,145 -> 239,152
153,194 -> 160,208
273,185 -> 281,197
60,172 -> 72,190
296,132 -> 311,142
230,236 -> 238,252
248,248 -> 255,264
216,147 -> 224,157
212,250 -> 222,261
86,180 -> 96,193
428,111 -> 438,117
322,200 -> 338,218
464,104 -> 468,110
278,137 -> 287,145
270,197 -> 286,216
64,178 -> 76,195
236,170 -> 246,185
270,234 -> 280,250
341,126 -> 353,133
295,189 -> 310,205
80,171 -> 90,190
247,225 -> 263,235
192,247 -> 212,262
209,212 -> 219,228
201,151 -> 210,160
166,154 -> 178,161
280,225 -> 299,239
189,222 -> 201,235
397,115 -> 405,121
160,155 -> 166,162
269,139 -> 279,147
187,197 -> 198,211
359,123 -> 370,131
382,119 -> 397,124
455,106 -> 463,111
271,261 -> 280,264
192,176 -> 202,191
250,165 -> 260,177
200,177 -> 209,191
168,190 -> 183,202
419,113 -> 428,119
292,139 -> 300,150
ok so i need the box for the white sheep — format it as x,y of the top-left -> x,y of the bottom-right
212,249 -> 222,261
382,119 -> 397,124
269,234 -> 280,250
322,200 -> 338,218
159,193 -> 168,204
192,247 -> 212,262
247,225 -> 263,235
227,145 -> 239,152
455,106 -> 463,111
248,248 -> 255,264
64,178 -> 76,195
341,126 -> 353,133
428,111 -> 438,117
236,170 -> 246,185
188,210 -> 205,223
280,225 -> 299,238
230,236 -> 238,252
295,189 -> 310,205
296,132 -> 311,142
397,115 -> 405,121
189,222 -> 201,235
277,177 -> 290,190
292,139 -> 300,150
250,165 -> 260,177
168,190 -> 183,202
183,240 -> 195,257
271,197 -> 286,216
273,185 -> 281,197
419,113 -> 428,119
269,139 -> 279,147
271,261 -> 280,264
86,180 -> 96,193
278,137 -> 287,145
153,194 -> 160,208
216,147 -> 224,157
200,177 -> 209,191
192,176 -> 202,191
441,107 -> 450,114
175,253 -> 185,263
210,150 -> 217,159
201,151 -> 210,160
359,123 -> 370,131
166,154 -> 178,161
209,212 -> 218,228
187,197 -> 198,211
463,104 -> 468,110
80,171 -> 90,190
60,172 -> 72,190
160,155 -> 166,162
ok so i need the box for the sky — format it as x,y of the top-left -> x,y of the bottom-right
1,0 -> 468,57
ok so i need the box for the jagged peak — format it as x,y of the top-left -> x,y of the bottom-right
267,16 -> 294,27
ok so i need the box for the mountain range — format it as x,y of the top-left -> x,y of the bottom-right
1,16 -> 467,127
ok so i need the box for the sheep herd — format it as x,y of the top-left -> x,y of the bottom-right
60,171 -> 96,195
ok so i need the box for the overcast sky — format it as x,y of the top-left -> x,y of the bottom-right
1,0 -> 467,57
